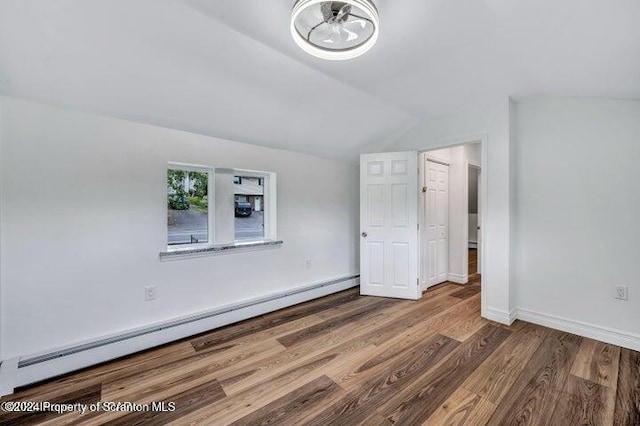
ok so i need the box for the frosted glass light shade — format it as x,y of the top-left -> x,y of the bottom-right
291,0 -> 379,61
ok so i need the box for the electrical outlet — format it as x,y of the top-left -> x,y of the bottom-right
305,259 -> 312,269
145,285 -> 157,301
615,286 -> 628,300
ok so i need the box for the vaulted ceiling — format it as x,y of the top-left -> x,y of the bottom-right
1,0 -> 639,160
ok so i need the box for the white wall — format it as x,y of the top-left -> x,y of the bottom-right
0,98 -> 4,359
509,98 -> 517,310
466,143 -> 481,166
386,100 -> 512,323
424,147 -> 451,162
0,96 -> 359,360
447,145 -> 482,281
448,146 -> 466,281
513,97 -> 640,337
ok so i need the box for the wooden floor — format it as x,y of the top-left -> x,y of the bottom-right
2,277 -> 639,425
469,248 -> 478,276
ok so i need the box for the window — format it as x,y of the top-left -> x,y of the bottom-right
234,175 -> 265,241
167,166 -> 212,246
166,164 -> 277,252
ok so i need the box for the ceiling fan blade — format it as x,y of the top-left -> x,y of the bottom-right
344,18 -> 367,30
311,24 -> 335,44
320,2 -> 333,20
341,26 -> 359,42
335,3 -> 351,21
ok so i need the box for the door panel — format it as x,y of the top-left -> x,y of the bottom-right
360,152 -> 419,300
392,242 -> 410,288
392,184 -> 409,226
423,160 -> 449,288
369,242 -> 384,285
367,185 -> 385,227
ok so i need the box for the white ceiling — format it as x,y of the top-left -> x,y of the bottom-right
1,0 -> 639,160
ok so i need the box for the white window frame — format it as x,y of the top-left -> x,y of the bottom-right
165,164 -> 277,254
167,162 -> 215,249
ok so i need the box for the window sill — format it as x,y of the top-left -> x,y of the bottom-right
159,239 -> 283,261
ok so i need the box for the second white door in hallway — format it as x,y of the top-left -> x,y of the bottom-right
423,159 -> 449,288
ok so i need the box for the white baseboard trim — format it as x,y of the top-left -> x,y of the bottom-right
0,358 -> 19,397
5,275 -> 359,392
482,307 -> 516,325
448,273 -> 468,284
517,308 -> 640,352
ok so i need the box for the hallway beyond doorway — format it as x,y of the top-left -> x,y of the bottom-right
469,248 -> 478,280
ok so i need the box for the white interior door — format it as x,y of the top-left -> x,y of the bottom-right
360,151 -> 419,300
424,160 -> 449,288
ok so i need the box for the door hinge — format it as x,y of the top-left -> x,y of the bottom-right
417,278 -> 420,286
417,223 -> 419,231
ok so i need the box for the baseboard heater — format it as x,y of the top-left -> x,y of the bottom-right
4,274 -> 359,393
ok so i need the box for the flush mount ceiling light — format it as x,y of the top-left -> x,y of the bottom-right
290,0 -> 379,61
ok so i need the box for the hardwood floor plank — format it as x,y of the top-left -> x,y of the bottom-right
276,298 -> 399,348
101,338 -> 285,402
214,296 -> 439,396
450,286 -> 481,300
56,341 -> 285,425
462,322 -> 549,404
5,342 -> 196,403
614,348 -> 640,425
356,295 -> 462,348
329,325 -> 442,391
315,295 -> 387,320
550,374 -> 615,426
169,339 -> 374,425
418,295 -> 481,339
229,375 -> 342,426
190,289 -> 361,351
571,337 -> 621,389
101,378 -> 225,426
321,295 -> 464,392
422,387 -> 496,426
218,298 -> 455,394
303,334 -> 460,426
488,329 -> 582,425
0,384 -> 101,426
439,296 -> 488,342
430,293 -> 480,318
496,319 -> 528,333
193,313 -> 325,352
423,282 -> 466,297
374,324 -> 511,425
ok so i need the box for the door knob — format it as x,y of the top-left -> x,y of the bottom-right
361,232 -> 368,238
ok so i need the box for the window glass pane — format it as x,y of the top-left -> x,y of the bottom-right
167,169 -> 208,245
234,175 -> 265,241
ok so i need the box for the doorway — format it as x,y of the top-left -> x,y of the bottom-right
468,164 -> 481,278
358,141 -> 484,302
420,155 -> 450,290
419,142 -> 482,290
